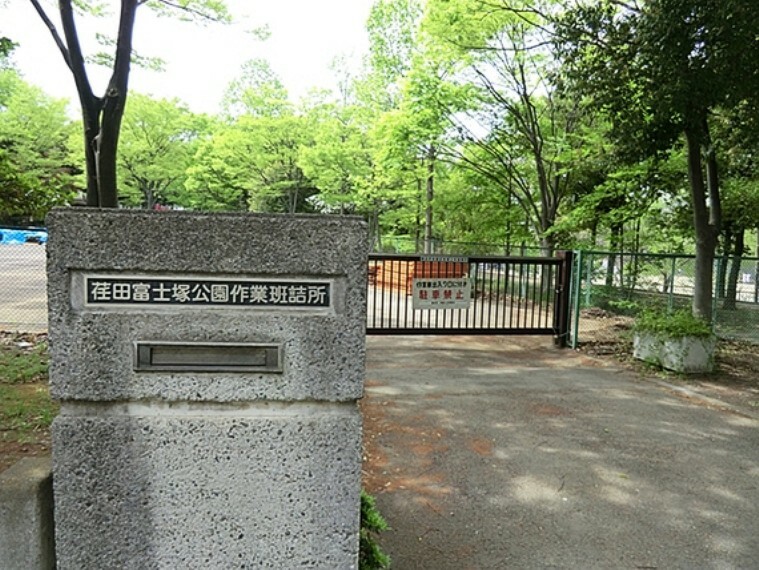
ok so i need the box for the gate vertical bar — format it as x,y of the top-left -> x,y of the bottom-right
570,250 -> 583,349
554,250 -> 573,347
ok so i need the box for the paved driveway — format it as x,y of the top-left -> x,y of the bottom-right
362,335 -> 758,569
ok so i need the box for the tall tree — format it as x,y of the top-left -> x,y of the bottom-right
298,98 -> 373,216
423,0 -> 587,254
0,68 -> 78,221
712,103 -> 759,308
118,93 -> 208,209
363,0 -> 423,110
29,0 -> 229,207
185,114 -> 315,214
373,54 -> 465,253
221,58 -> 291,119
556,0 -> 759,319
185,59 -> 315,214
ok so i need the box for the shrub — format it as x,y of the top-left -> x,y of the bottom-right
634,309 -> 713,338
359,490 -> 391,570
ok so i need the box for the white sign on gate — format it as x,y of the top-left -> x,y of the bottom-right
412,277 -> 472,310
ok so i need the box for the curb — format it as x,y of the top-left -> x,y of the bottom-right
647,377 -> 759,420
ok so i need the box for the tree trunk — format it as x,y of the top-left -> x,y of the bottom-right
539,235 -> 553,258
81,106 -> 101,206
424,146 -> 434,255
96,0 -> 138,207
55,0 -> 138,207
629,220 -> 641,293
723,228 -> 744,310
685,122 -> 720,322
605,251 -> 616,288
142,182 -> 155,210
717,227 -> 732,299
370,207 -> 381,252
605,223 -> 622,287
411,178 -> 421,252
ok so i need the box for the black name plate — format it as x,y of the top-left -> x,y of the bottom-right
84,276 -> 331,308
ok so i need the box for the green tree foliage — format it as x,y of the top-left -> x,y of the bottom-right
29,0 -> 230,207
185,60 -> 315,213
423,0 -> 590,254
185,114 -> 315,214
0,69 -> 78,222
556,0 -> 759,319
222,58 -> 291,119
370,57 -> 460,252
118,93 -> 209,209
363,0 -> 423,110
715,104 -> 759,252
4,0 -> 753,270
0,37 -> 14,62
352,0 -> 435,247
361,0 -> 479,251
298,98 -> 373,215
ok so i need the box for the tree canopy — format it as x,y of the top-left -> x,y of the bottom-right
29,0 -> 230,207
1,0 -> 757,318
0,66 -> 78,221
555,0 -> 759,317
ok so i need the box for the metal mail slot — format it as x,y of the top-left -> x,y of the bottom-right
134,342 -> 282,372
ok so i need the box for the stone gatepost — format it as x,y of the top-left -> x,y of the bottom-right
46,209 -> 367,569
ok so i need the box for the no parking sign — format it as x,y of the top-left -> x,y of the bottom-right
412,277 -> 471,310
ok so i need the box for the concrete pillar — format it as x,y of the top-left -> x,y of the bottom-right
46,210 -> 367,569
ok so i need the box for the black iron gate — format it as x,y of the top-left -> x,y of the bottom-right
366,252 -> 573,346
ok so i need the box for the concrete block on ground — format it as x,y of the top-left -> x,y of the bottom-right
0,457 -> 55,570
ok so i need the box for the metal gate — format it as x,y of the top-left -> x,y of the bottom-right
366,252 -> 573,346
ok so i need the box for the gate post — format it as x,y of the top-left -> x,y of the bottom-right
554,250 -> 574,348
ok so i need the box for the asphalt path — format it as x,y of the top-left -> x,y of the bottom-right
363,335 -> 759,569
0,244 -> 47,331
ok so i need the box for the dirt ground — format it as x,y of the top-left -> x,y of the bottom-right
576,312 -> 759,415
0,433 -> 51,473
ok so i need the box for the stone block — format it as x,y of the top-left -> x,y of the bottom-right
0,457 -> 55,570
633,332 -> 715,373
53,410 -> 361,569
46,209 -> 369,403
659,335 -> 716,373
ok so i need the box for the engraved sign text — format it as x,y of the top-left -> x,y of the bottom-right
85,276 -> 331,308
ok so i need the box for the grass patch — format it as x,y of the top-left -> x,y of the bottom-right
0,336 -> 49,383
0,383 -> 57,441
0,333 -> 55,471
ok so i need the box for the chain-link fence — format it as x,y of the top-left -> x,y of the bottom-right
569,250 -> 759,347
0,228 -> 48,332
374,236 -> 546,257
